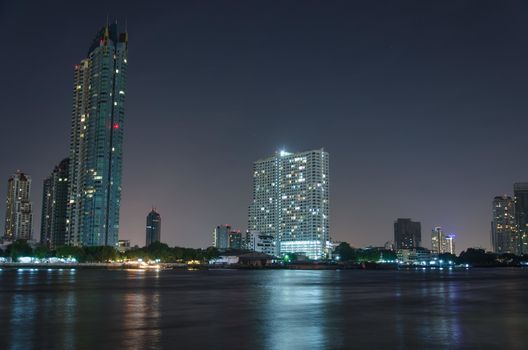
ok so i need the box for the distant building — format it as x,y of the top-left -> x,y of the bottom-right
146,209 -> 161,246
213,225 -> 243,249
491,195 -> 518,254
394,218 -> 421,249
445,234 -> 456,255
118,239 -> 131,253
431,226 -> 455,255
248,149 -> 330,259
397,247 -> 431,264
40,158 -> 69,248
246,231 -> 276,256
213,225 -> 231,249
4,171 -> 33,241
514,183 -> 528,254
228,230 -> 242,249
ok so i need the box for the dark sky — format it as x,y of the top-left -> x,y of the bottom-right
1,0 -> 527,252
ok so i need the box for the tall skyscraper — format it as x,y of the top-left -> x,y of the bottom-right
41,158 -> 70,248
146,209 -> 161,247
514,183 -> 528,254
394,218 -> 421,250
248,149 -> 330,259
4,171 -> 33,241
66,23 -> 128,247
491,195 -> 518,254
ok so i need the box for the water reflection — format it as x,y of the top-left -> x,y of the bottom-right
119,270 -> 161,349
258,270 -> 343,350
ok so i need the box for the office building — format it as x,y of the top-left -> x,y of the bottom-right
146,209 -> 161,246
246,231 -> 276,256
394,218 -> 421,250
66,23 -> 128,246
514,183 -> 528,254
4,171 -> 33,241
491,195 -> 518,254
40,158 -> 70,248
248,149 -> 330,259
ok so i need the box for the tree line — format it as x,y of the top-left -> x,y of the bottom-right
0,240 -> 220,263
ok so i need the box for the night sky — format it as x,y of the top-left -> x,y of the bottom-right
1,1 -> 527,251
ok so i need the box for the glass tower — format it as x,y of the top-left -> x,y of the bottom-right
67,23 -> 128,247
146,209 -> 161,247
4,171 -> 33,241
248,149 -> 330,259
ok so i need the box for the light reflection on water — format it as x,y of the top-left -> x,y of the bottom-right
0,268 -> 527,349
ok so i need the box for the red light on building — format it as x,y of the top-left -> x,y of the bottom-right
113,122 -> 119,129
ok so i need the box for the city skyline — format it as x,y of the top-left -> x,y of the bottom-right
1,1 -> 528,251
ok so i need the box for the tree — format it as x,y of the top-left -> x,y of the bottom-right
33,245 -> 50,259
6,240 -> 33,260
334,242 -> 356,262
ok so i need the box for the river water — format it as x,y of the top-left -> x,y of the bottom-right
0,268 -> 527,349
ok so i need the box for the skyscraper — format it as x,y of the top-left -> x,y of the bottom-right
66,23 -> 128,247
514,183 -> 528,254
431,226 -> 456,255
4,171 -> 33,241
394,218 -> 421,250
431,226 -> 446,255
41,158 -> 70,248
248,149 -> 330,259
213,225 -> 231,249
491,195 -> 518,254
146,209 -> 161,247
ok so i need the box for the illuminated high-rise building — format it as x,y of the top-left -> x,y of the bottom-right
491,195 -> 518,254
248,149 -> 330,259
431,226 -> 456,255
66,23 -> 128,247
146,209 -> 161,247
40,158 -> 70,248
514,183 -> 528,254
4,171 -> 33,241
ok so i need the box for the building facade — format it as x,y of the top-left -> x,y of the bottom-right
431,226 -> 456,255
248,149 -> 330,259
246,231 -> 276,256
40,158 -> 70,248
146,209 -> 161,247
514,183 -> 528,254
66,23 -> 128,247
491,195 -> 518,254
228,230 -> 242,249
4,171 -> 33,241
394,218 -> 421,250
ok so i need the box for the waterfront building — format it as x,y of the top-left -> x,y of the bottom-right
66,23 -> 128,247
248,149 -> 330,259
4,171 -> 33,241
40,158 -> 70,248
246,231 -> 276,256
146,209 -> 161,246
394,218 -> 421,250
397,247 -> 431,265
514,182 -> 528,254
491,195 -> 518,254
